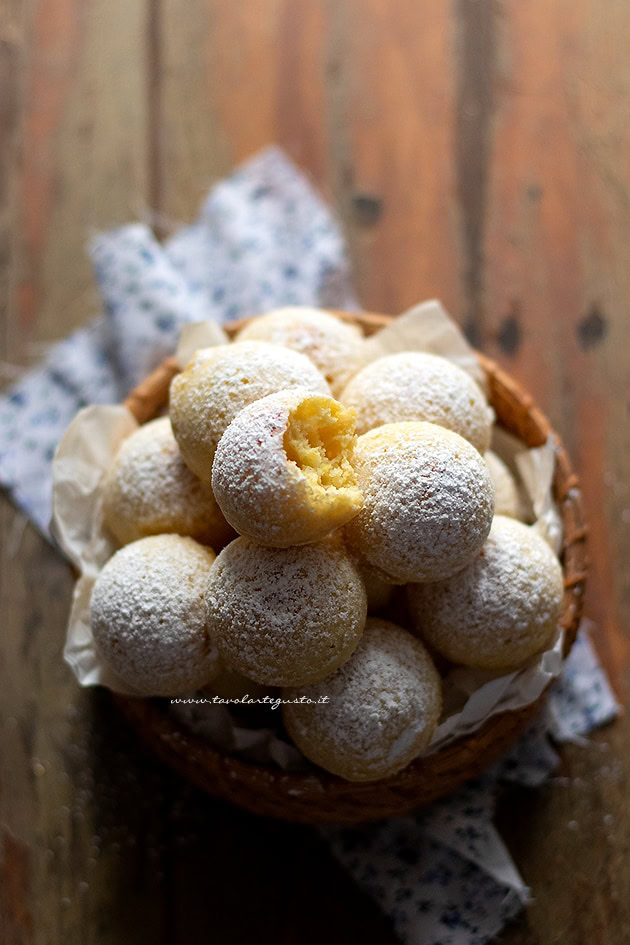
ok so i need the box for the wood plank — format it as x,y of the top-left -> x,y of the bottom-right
159,0 -> 331,222
0,1 -> 166,942
159,0 -> 463,319
495,732 -> 630,944
476,2 -> 630,941
327,0 -> 462,315
479,0 -> 630,687
12,0 -> 149,361
0,0 -> 24,379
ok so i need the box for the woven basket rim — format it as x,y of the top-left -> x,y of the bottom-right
114,310 -> 588,823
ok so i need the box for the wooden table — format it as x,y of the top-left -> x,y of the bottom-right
1,2 -> 629,942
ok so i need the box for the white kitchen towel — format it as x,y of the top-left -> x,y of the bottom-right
0,147 -> 619,945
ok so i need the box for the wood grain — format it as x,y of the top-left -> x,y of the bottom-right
0,2 -> 168,944
1,0 -> 629,942
328,0 -> 462,315
479,0 -> 630,699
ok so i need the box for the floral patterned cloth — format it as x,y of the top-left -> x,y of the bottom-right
0,147 -> 618,945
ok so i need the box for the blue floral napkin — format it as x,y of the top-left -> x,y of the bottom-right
0,147 -> 618,945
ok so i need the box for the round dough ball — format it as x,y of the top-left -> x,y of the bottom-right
283,618 -> 442,782
206,536 -> 367,686
212,388 -> 363,547
407,515 -> 564,671
340,351 -> 493,453
169,341 -> 330,481
235,307 -> 364,395
90,535 -> 219,695
484,450 -> 528,520
102,417 -> 234,547
344,422 -> 495,584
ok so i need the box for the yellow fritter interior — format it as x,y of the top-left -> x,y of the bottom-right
284,397 -> 362,504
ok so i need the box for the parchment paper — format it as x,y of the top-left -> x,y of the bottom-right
52,301 -> 565,768
359,299 -> 488,392
175,320 -> 229,368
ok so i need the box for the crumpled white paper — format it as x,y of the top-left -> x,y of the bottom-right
358,298 -> 488,393
51,406 -> 137,692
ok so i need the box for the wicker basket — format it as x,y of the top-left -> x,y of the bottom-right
114,311 -> 588,824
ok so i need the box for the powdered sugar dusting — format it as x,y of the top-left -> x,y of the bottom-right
408,515 -> 564,670
206,535 -> 367,686
102,417 -> 233,547
345,422 -> 495,583
283,618 -> 442,781
90,534 -> 219,695
340,351 -> 493,452
212,388 -> 361,547
169,340 -> 330,481
235,306 -> 364,394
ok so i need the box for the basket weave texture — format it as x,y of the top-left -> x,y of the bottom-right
114,312 -> 588,824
